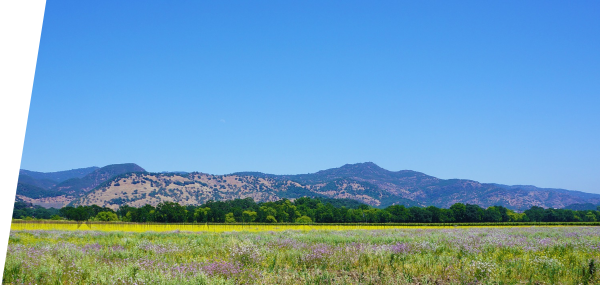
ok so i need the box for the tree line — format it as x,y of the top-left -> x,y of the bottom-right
13,198 -> 600,224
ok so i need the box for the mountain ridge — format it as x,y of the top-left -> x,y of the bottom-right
19,167 -> 99,183
16,163 -> 145,208
16,162 -> 600,211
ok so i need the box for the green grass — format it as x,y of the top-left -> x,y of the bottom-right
4,227 -> 600,284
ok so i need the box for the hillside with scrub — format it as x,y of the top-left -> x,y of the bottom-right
16,162 -> 600,211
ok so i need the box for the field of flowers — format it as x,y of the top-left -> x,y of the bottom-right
4,227 -> 600,284
12,221 -> 600,233
9,221 -> 499,232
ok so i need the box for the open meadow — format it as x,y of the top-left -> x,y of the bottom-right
4,225 -> 600,284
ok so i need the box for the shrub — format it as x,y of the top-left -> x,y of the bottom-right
296,216 -> 313,224
225,213 -> 236,223
95,211 -> 118,222
50,215 -> 62,220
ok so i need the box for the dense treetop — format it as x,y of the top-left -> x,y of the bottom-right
14,197 -> 600,224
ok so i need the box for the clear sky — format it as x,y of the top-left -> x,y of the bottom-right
22,1 -> 600,193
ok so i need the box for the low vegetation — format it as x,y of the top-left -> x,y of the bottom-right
14,197 -> 600,224
4,227 -> 600,284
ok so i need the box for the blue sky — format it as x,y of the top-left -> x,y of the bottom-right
22,1 -> 600,193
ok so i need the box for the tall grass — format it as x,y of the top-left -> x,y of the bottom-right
4,227 -> 600,284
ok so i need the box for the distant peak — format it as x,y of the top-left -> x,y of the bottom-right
103,163 -> 141,167
342,162 -> 380,168
97,163 -> 146,173
339,162 -> 386,171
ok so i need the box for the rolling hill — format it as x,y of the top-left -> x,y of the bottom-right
16,163 -> 145,208
20,167 -> 99,183
18,162 -> 600,210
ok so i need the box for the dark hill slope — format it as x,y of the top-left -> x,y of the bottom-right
16,166 -> 100,196
22,162 -> 600,211
17,174 -> 57,190
16,163 -> 147,208
16,183 -> 61,199
563,203 -> 599,211
53,163 -> 145,196
19,167 -> 99,183
494,184 -> 600,201
234,162 -> 600,210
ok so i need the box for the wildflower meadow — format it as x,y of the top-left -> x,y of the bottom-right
3,226 -> 600,284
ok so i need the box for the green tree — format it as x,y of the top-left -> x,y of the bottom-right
524,206 -> 545,222
60,206 -> 90,221
123,212 -> 133,222
439,208 -> 455,223
242,211 -> 257,223
376,209 -> 392,223
363,208 -> 381,223
450,203 -> 466,222
95,211 -> 118,221
280,200 -> 299,222
507,210 -> 525,222
427,206 -> 442,223
495,206 -> 511,222
14,207 -> 33,219
543,209 -> 561,222
185,205 -> 196,222
225,212 -> 236,223
33,207 -> 52,219
483,207 -> 502,222
194,207 -> 211,223
276,209 -> 290,223
265,215 -> 277,223
385,205 -> 411,222
231,207 -> 243,222
409,207 -> 432,223
155,201 -> 187,223
465,204 -> 484,222
296,215 -> 313,224
137,204 -> 156,222
116,205 -> 136,221
50,215 -> 62,220
584,212 -> 597,222
259,206 -> 277,222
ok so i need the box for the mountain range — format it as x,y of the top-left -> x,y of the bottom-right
15,162 -> 600,211
16,163 -> 145,208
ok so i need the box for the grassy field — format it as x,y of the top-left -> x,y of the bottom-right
10,221 -> 600,233
9,221 -> 419,232
4,226 -> 600,284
